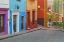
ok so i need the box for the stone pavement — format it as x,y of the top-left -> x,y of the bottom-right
0,26 -> 64,42
0,26 -> 51,40
0,27 -> 42,40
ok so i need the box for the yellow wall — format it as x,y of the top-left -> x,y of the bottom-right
53,12 -> 56,21
44,0 -> 47,26
59,0 -> 63,22
53,0 -> 63,22
27,0 -> 37,22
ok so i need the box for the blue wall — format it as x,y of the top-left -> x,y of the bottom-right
9,0 -> 26,34
9,10 -> 12,34
19,12 -> 26,32
19,0 -> 26,32
10,0 -> 26,12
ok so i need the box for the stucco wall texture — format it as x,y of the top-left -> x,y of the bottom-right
27,0 -> 37,22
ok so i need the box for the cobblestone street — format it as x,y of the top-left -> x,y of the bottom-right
0,27 -> 64,42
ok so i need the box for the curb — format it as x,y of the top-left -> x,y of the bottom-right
0,28 -> 42,40
54,26 -> 64,32
60,29 -> 64,32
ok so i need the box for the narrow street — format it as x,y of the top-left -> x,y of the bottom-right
0,26 -> 64,42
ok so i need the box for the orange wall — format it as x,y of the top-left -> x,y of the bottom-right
37,0 -> 44,18
27,0 -> 37,22
37,0 -> 47,26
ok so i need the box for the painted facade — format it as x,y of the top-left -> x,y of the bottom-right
37,0 -> 47,26
9,0 -> 26,34
52,0 -> 63,28
59,0 -> 63,27
0,0 -> 9,36
19,0 -> 26,32
26,0 -> 37,30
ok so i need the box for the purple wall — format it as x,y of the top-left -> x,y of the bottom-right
0,8 -> 9,36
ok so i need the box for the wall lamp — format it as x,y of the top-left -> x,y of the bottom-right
38,6 -> 40,10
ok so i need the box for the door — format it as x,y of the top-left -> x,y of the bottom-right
21,16 -> 24,30
27,12 -> 30,26
32,11 -> 35,25
13,15 -> 17,32
0,15 -> 4,33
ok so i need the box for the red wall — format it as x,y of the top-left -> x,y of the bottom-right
37,0 -> 44,18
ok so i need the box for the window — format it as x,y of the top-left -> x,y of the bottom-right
17,0 -> 21,1
17,5 -> 19,9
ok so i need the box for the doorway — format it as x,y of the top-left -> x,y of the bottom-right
0,15 -> 4,33
27,12 -> 30,26
21,16 -> 24,30
32,11 -> 35,25
13,15 -> 17,32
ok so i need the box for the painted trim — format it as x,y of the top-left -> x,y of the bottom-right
9,10 -> 19,34
26,10 -> 31,29
0,8 -> 9,36
0,8 -> 9,11
32,9 -> 35,11
32,9 -> 37,28
19,12 -> 26,31
9,10 -> 12,34
44,0 -> 47,26
26,10 -> 30,12
8,10 -> 10,34
12,11 -> 19,34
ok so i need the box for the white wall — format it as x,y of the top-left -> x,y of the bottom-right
0,0 -> 9,8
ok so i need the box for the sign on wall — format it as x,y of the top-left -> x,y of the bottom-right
0,0 -> 9,8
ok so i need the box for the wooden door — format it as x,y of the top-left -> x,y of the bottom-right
0,15 -> 4,33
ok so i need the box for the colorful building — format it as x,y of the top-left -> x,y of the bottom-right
52,0 -> 63,28
19,0 -> 26,32
37,0 -> 47,26
9,0 -> 26,34
0,0 -> 9,36
26,0 -> 37,30
58,0 -> 63,27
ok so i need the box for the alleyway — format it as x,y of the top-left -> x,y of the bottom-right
0,27 -> 64,42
